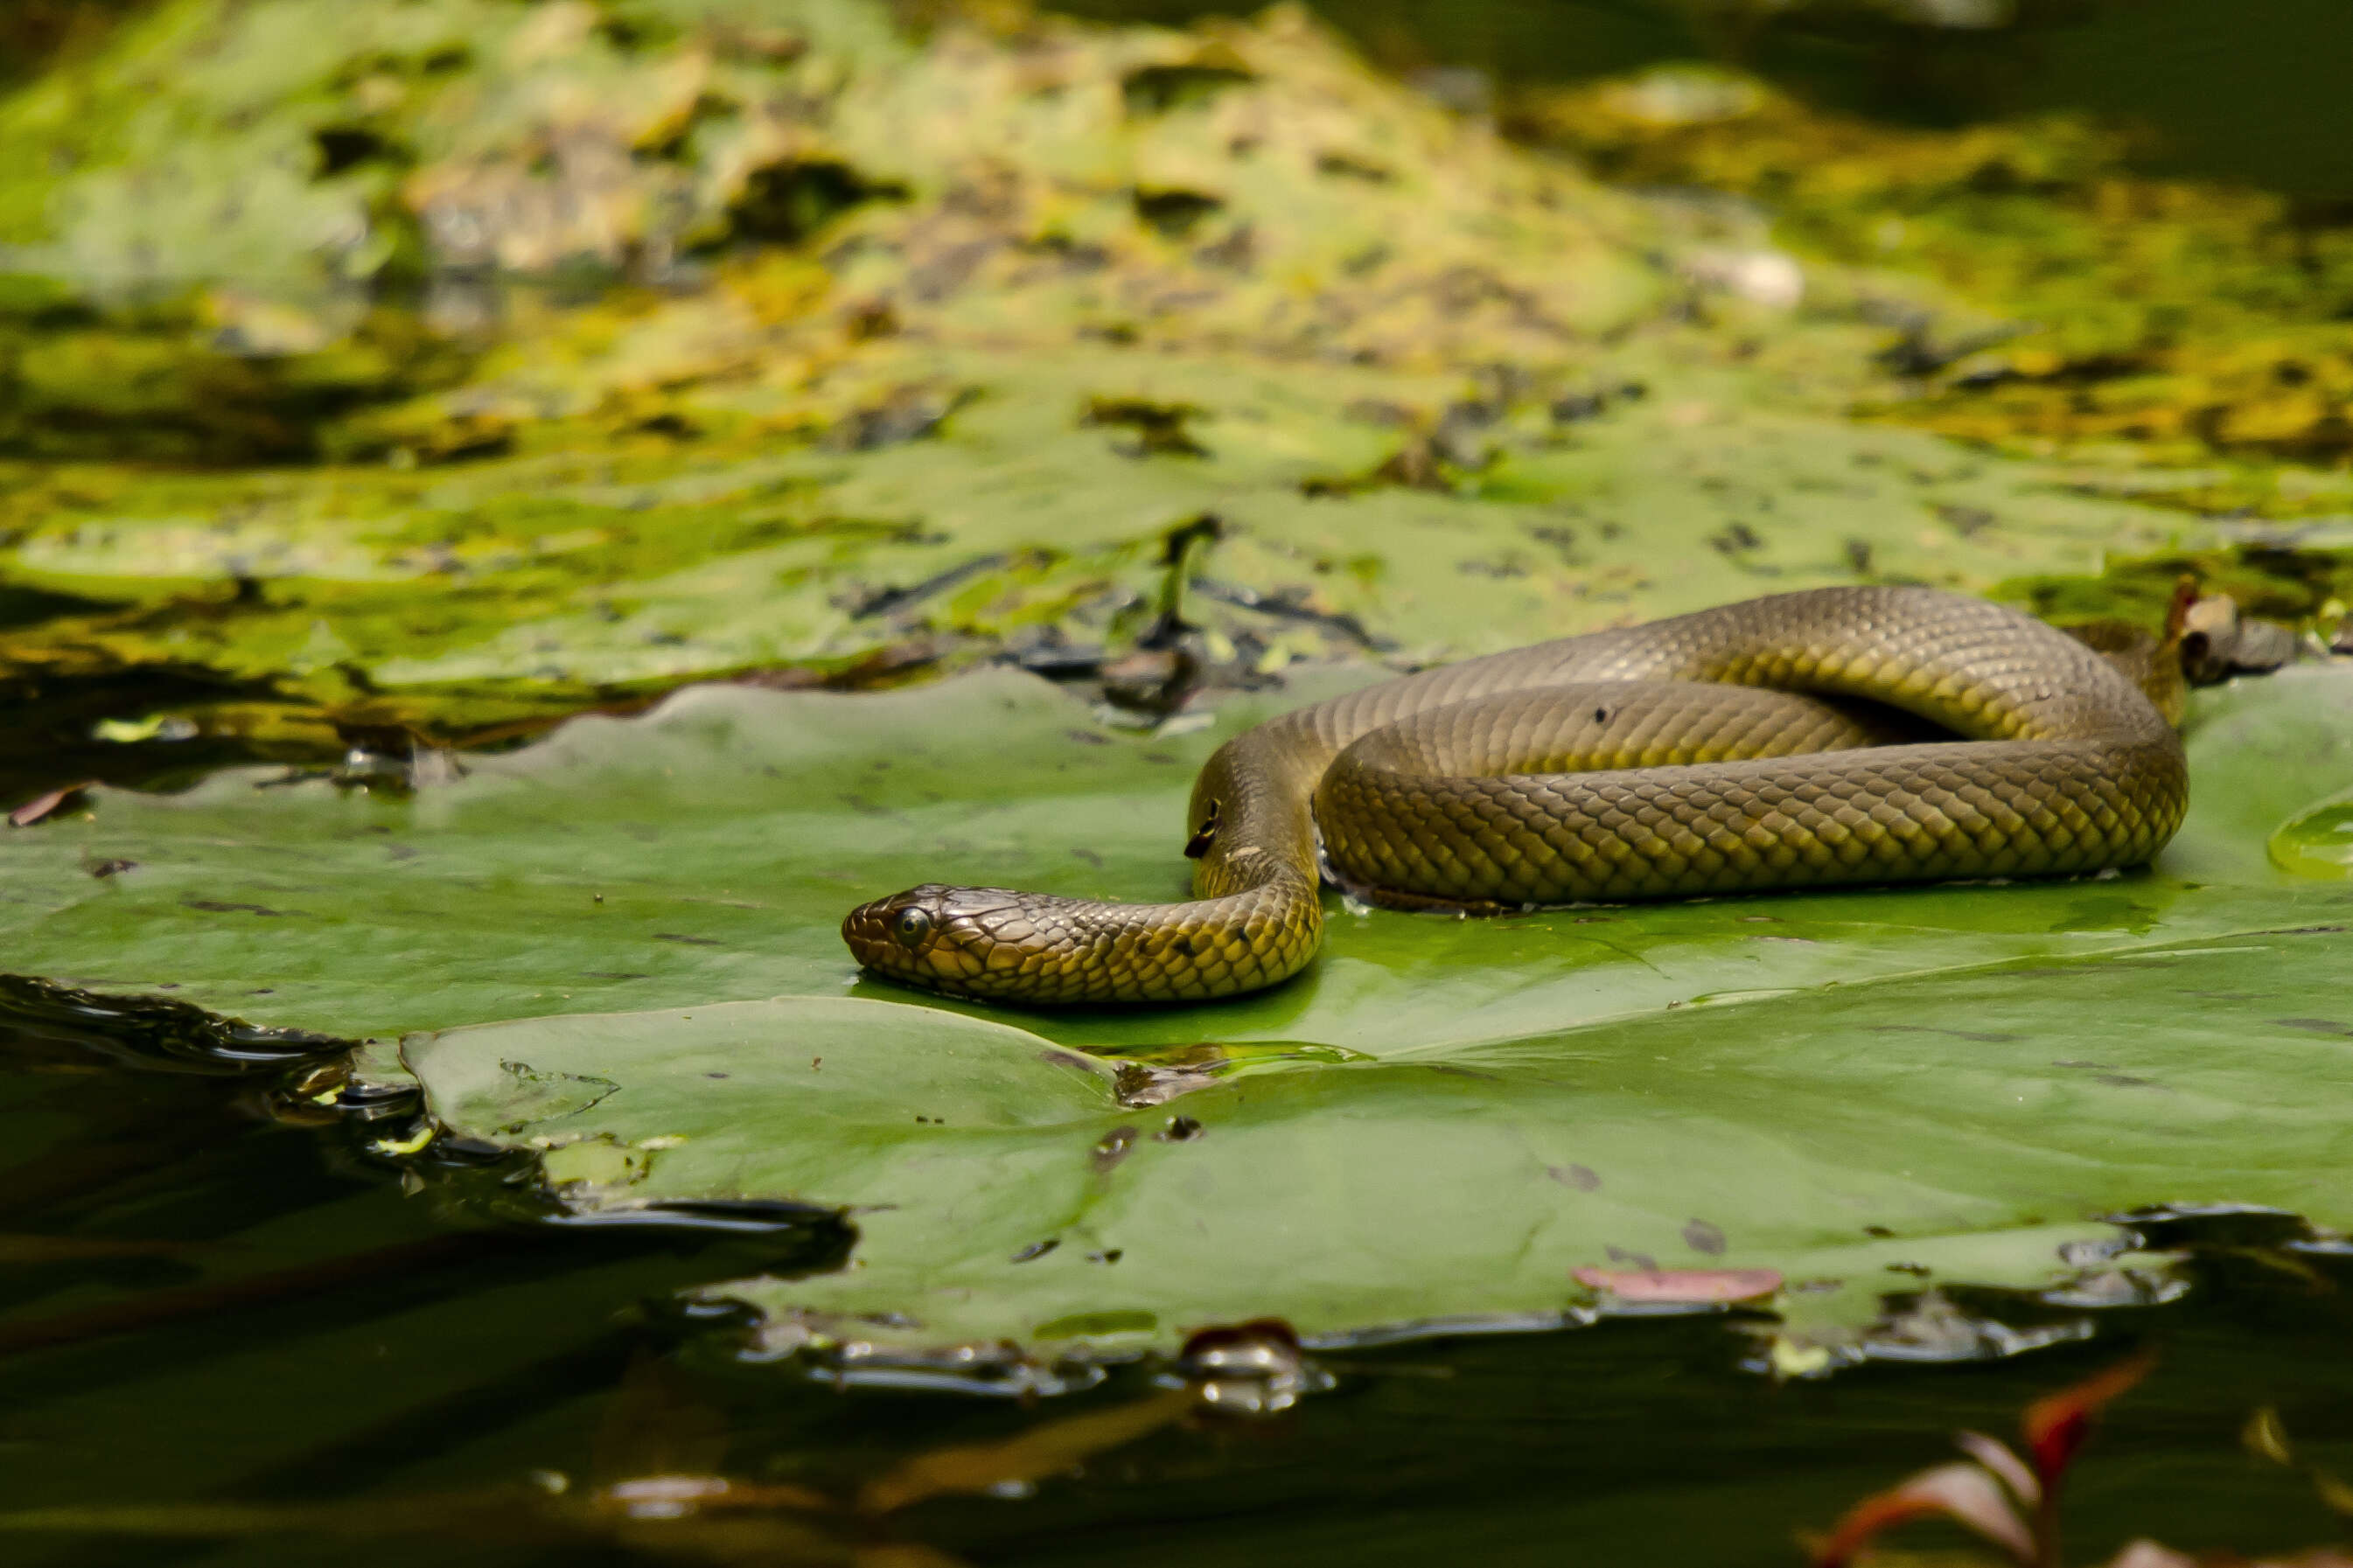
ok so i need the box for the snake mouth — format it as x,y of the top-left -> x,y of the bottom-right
842,887 -> 935,977
846,884 -> 1125,1002
841,884 -> 994,993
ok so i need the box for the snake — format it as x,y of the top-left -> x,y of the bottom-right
842,586 -> 2189,1006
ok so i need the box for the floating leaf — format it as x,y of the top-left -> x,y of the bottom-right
1571,1268 -> 1782,1306
6,782 -> 90,826
5,646 -> 2353,1364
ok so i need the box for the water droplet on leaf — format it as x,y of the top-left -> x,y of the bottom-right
2269,786 -> 2353,879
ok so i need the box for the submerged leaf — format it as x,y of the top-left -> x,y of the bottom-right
856,1389 -> 1193,1516
1809,1460 -> 2035,1567
2021,1350 -> 2155,1489
1956,1431 -> 2042,1509
2101,1543 -> 2197,1568
2242,1405 -> 2294,1467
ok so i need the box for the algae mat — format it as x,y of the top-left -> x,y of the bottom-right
4,660 -> 2351,1367
0,0 -> 2274,754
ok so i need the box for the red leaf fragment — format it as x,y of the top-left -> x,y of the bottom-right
2163,574 -> 2200,641
1810,1461 -> 2035,1567
1572,1266 -> 1781,1304
2103,1542 -> 2196,1568
1956,1429 -> 2042,1507
2021,1348 -> 2155,1488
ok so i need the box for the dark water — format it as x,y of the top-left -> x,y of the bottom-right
7,996 -> 2353,1566
1065,0 -> 2353,202
6,1 -> 2353,1562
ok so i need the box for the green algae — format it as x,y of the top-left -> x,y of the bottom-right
1995,541 -> 2353,640
0,2 -> 2346,763
1511,64 -> 2353,465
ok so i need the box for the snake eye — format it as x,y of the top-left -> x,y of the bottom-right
891,908 -> 934,949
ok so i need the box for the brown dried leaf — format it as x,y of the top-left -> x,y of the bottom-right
8,784 -> 94,827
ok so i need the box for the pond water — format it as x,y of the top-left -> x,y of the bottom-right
5,0 -> 2353,1562
1068,0 -> 2353,200
9,993 -> 2353,1565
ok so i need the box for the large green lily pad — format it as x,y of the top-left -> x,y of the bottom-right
5,657 -> 2352,1366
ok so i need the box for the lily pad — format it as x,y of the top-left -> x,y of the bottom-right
5,654 -> 2352,1366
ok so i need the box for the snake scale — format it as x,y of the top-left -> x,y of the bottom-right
843,586 -> 2189,1006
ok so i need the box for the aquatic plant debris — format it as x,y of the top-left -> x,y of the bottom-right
0,1364 -> 1203,1560
1801,1350 -> 2353,1568
1,0 -> 2346,769
1513,65 -> 2353,467
1572,1268 -> 1783,1306
5,659 -> 2350,1370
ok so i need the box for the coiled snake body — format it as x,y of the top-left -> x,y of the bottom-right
843,587 -> 2188,1006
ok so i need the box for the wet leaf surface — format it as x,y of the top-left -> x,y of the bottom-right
5,659 -> 2348,1362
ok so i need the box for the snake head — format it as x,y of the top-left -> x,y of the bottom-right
841,883 -> 1013,995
